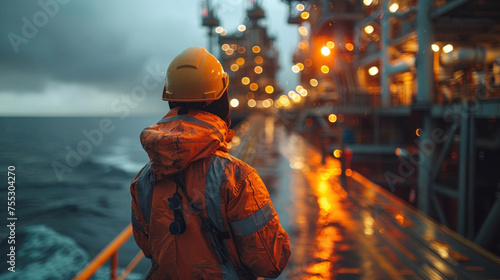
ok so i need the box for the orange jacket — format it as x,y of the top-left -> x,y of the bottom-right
130,108 -> 290,279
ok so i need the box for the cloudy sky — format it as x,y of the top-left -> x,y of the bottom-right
0,0 -> 298,116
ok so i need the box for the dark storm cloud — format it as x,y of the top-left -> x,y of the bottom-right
0,0 -> 206,93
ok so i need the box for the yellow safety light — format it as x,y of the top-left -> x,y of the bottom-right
296,63 -> 304,70
321,65 -> 330,74
230,64 -> 239,72
328,114 -> 337,123
241,77 -> 250,85
333,149 -> 342,158
301,12 -> 310,20
265,85 -> 274,94
326,41 -> 335,49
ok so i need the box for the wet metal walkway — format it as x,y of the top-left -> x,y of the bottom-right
230,114 -> 500,280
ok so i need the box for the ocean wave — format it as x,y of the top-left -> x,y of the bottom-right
0,225 -> 89,280
0,225 -> 145,280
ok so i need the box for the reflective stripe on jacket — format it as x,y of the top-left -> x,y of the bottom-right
130,108 -> 290,279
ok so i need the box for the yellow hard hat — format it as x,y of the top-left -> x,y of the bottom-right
162,47 -> 229,102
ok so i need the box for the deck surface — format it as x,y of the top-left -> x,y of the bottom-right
230,114 -> 500,280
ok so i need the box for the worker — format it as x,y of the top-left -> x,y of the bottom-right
130,47 -> 290,279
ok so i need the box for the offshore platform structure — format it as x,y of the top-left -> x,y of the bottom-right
202,1 -> 281,118
282,0 -> 500,255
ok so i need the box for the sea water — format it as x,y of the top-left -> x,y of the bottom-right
0,116 -> 159,279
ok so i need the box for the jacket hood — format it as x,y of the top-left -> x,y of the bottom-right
140,107 -> 234,177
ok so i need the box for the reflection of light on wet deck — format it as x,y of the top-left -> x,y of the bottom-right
301,157 -> 348,278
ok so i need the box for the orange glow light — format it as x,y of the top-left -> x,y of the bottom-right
345,43 -> 354,51
249,83 -> 258,91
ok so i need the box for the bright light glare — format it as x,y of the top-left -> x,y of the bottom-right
364,25 -> 374,34
236,57 -> 245,65
301,12 -> 310,20
215,26 -> 224,34
326,41 -> 335,49
310,79 -> 318,87
252,46 -> 261,53
279,95 -> 290,106
230,99 -> 239,108
292,65 -> 300,73
363,0 -> 373,6
443,44 -> 454,53
238,25 -> 246,32
221,44 -> 230,51
321,46 -> 331,56
389,3 -> 399,13
328,114 -> 337,123
254,66 -> 263,74
432,44 -> 440,52
296,3 -> 305,11
265,85 -> 274,94
321,65 -> 330,74
368,66 -> 379,76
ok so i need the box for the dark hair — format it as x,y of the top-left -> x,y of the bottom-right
168,91 -> 231,127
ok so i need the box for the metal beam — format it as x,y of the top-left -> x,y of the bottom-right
380,0 -> 391,107
467,112 -> 476,239
457,112 -> 469,236
474,192 -> 500,247
431,0 -> 470,19
431,122 -> 459,182
431,192 -> 450,227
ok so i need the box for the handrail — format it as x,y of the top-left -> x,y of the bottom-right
73,224 -> 144,280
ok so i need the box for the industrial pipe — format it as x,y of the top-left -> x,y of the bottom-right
440,47 -> 500,67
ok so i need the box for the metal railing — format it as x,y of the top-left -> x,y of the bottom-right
73,224 -> 144,280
